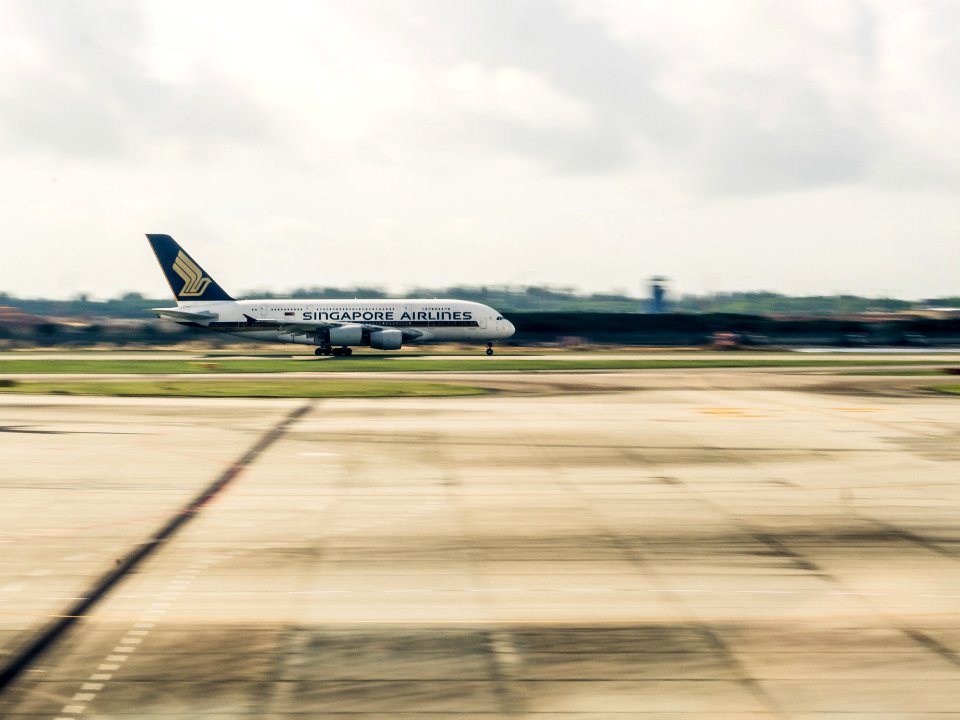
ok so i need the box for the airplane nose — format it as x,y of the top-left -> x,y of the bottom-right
504,320 -> 516,338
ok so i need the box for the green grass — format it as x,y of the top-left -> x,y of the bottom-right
929,385 -> 960,396
0,379 -> 488,399
839,369 -> 948,376
0,357 -> 953,375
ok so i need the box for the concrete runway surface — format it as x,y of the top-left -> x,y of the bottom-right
1,370 -> 959,718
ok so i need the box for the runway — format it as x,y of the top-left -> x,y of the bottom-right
1,370 -> 959,717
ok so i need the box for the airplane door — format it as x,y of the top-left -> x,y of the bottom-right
478,314 -> 487,329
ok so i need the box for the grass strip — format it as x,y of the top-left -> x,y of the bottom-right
838,369 -> 946,376
928,385 -> 960,396
0,357 -> 954,374
0,379 -> 488,399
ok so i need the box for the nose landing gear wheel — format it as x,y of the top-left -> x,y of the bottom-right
486,342 -> 494,356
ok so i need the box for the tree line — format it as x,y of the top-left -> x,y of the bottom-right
1,288 -> 957,319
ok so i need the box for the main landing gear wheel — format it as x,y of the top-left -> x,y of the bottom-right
331,347 -> 353,357
486,342 -> 494,356
315,346 -> 332,356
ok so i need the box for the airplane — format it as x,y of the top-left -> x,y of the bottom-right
146,234 -> 515,356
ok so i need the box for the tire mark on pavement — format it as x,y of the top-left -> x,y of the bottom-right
0,402 -> 312,693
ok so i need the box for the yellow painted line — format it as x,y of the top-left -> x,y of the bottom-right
697,408 -> 764,418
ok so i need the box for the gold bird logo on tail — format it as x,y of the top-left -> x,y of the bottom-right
172,251 -> 212,297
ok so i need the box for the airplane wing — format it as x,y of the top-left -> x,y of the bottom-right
278,322 -> 334,337
151,307 -> 218,322
276,320 -> 423,340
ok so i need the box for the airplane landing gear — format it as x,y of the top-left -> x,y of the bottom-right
486,342 -> 494,356
317,345 -> 353,357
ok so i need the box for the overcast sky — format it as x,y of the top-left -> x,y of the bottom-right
1,0 -> 958,300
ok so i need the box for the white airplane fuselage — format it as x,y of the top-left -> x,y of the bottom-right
167,298 -> 515,347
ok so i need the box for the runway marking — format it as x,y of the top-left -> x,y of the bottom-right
0,403 -> 313,694
697,407 -> 764,418
0,510 -> 199,545
26,568 -> 52,577
51,564 -> 210,719
489,630 -> 520,667
0,583 -> 956,619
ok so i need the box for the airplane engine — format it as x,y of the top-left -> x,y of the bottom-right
370,328 -> 402,350
328,324 -> 362,345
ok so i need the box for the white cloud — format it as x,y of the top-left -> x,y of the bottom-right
445,62 -> 593,132
573,0 -> 960,190
0,0 -> 958,300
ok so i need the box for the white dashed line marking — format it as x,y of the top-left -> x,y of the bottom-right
490,631 -> 521,668
53,556 -> 209,720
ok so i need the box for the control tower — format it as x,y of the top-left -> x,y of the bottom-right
647,276 -> 668,314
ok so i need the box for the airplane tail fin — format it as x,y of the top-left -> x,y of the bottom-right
146,234 -> 234,303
